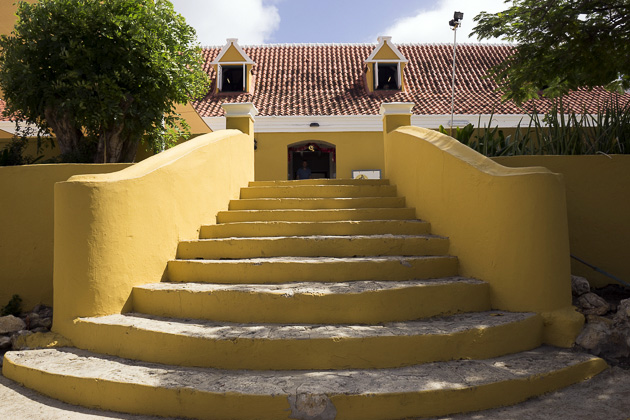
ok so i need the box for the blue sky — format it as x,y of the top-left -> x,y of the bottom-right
169,0 -> 510,46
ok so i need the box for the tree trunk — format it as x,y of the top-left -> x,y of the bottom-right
44,107 -> 84,158
96,124 -> 127,163
120,136 -> 140,162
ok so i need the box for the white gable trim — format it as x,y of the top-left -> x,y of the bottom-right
365,36 -> 408,63
203,114 -> 543,133
210,38 -> 255,65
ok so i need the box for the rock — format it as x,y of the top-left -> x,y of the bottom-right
615,298 -> 630,323
0,336 -> 12,350
33,305 -> 53,319
25,312 -> 40,328
10,330 -> 33,347
31,327 -> 50,334
11,331 -> 72,351
576,318 -> 611,355
34,316 -> 52,329
571,275 -> 591,296
577,292 -> 610,316
0,315 -> 27,334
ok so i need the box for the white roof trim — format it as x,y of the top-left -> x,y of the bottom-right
0,121 -> 52,136
203,114 -> 543,133
210,38 -> 255,65
365,36 -> 408,63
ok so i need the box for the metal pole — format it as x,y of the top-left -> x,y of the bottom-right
450,25 -> 458,137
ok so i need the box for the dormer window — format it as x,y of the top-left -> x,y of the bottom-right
375,63 -> 400,90
211,38 -> 255,94
365,36 -> 408,93
219,64 -> 245,92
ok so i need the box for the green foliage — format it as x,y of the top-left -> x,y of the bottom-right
531,99 -> 630,155
442,100 -> 630,157
471,0 -> 630,104
0,0 -> 210,163
1,294 -> 22,317
439,116 -> 534,157
0,137 -> 45,166
438,124 -> 475,143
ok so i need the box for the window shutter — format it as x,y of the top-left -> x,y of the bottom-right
374,63 -> 379,89
243,64 -> 247,90
397,62 -> 402,89
217,66 -> 222,91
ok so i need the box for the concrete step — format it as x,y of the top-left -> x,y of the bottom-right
249,179 -> 390,187
167,255 -> 459,284
69,311 -> 542,370
3,347 -> 606,420
216,207 -> 416,223
228,196 -> 406,210
240,185 -> 397,199
177,234 -> 449,259
133,278 -> 490,324
200,220 -> 432,238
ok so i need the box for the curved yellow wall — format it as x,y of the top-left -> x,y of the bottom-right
494,155 -> 630,288
384,126 -> 582,346
0,164 -> 131,310
254,132 -> 385,180
53,130 -> 254,340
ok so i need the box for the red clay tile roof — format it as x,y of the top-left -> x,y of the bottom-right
193,43 -> 630,117
2,43 -> 629,122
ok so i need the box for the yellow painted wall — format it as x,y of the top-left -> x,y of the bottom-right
254,131 -> 385,180
219,44 -> 246,62
493,155 -> 630,288
384,125 -> 582,347
0,164 -> 131,310
373,42 -> 400,60
52,129 -> 254,341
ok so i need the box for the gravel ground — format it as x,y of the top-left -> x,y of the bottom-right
1,366 -> 629,420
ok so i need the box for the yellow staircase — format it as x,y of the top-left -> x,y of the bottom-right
4,179 -> 606,419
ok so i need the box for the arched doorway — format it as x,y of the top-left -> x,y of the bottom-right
287,141 -> 336,180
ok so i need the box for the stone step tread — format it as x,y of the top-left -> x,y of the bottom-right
78,311 -> 536,340
133,278 -> 490,325
4,346 -> 603,396
167,255 -> 459,284
208,219 -> 429,226
183,234 -> 446,242
249,179 -> 391,186
240,186 -> 398,199
228,197 -> 406,210
221,208 -> 412,213
200,220 -> 432,238
173,255 -> 456,264
216,208 -> 417,223
139,277 -> 481,295
242,185 -> 396,192
179,234 -> 448,256
234,197 -> 399,201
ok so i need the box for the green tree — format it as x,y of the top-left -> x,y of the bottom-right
471,0 -> 630,104
0,0 -> 209,163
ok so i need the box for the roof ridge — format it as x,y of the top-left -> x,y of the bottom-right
200,42 -> 515,49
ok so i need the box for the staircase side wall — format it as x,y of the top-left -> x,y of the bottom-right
53,130 -> 254,341
384,126 -> 583,347
0,164 -> 131,311
494,155 -> 630,289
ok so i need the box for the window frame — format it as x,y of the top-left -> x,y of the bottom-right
374,62 -> 401,91
217,63 -> 247,93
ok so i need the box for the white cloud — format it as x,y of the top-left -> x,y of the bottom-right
170,0 -> 280,46
381,0 -> 510,44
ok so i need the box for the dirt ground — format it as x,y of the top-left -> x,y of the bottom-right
0,366 -> 629,420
